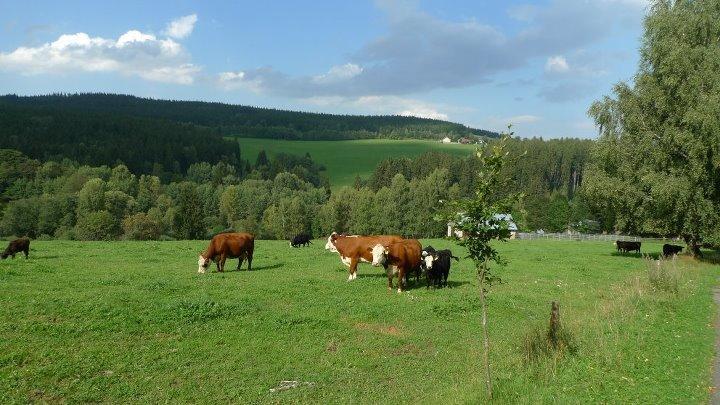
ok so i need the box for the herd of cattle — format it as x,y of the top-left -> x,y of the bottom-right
0,234 -> 689,292
196,231 -> 458,292
614,240 -> 684,257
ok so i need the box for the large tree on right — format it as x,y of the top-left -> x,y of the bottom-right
585,0 -> 720,256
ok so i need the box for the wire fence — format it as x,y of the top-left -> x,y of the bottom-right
515,232 -> 678,243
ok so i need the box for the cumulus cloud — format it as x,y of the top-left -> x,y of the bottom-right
164,14 -> 198,39
217,0 -> 645,101
545,56 -> 569,73
0,19 -> 199,84
302,94 -> 452,120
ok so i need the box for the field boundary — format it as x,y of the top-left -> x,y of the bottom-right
516,232 -> 679,243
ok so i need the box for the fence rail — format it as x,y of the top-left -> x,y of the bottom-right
516,232 -> 677,243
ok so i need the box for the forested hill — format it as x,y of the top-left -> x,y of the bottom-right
0,103 -> 241,178
0,93 -> 498,141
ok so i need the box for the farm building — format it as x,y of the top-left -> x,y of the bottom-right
441,136 -> 452,143
447,213 -> 518,239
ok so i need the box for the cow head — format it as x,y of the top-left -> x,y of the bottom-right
371,244 -> 388,266
197,254 -> 210,273
422,253 -> 435,270
325,232 -> 339,252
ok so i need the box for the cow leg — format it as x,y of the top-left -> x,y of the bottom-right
218,254 -> 226,272
236,256 -> 244,271
397,268 -> 405,293
348,257 -> 359,281
387,268 -> 394,291
24,249 -> 28,259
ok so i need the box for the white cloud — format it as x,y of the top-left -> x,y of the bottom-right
312,63 -> 363,84
398,107 -> 448,120
0,19 -> 199,84
164,14 -> 198,39
303,94 -> 451,120
545,55 -> 569,73
506,114 -> 542,124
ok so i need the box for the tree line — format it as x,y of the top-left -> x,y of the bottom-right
0,93 -> 499,141
358,137 -> 597,233
0,148 -> 463,240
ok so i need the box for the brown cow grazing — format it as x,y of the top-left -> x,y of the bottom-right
325,232 -> 403,281
1,237 -> 30,260
371,239 -> 422,293
197,232 -> 254,273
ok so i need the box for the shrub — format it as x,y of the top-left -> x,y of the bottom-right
75,210 -> 117,240
645,255 -> 680,294
122,213 -> 162,240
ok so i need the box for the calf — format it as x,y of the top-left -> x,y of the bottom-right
370,239 -> 422,293
423,249 -> 459,288
1,237 -> 30,260
663,243 -> 683,257
290,233 -> 312,247
615,240 -> 641,254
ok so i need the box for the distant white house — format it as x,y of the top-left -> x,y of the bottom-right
441,137 -> 452,143
447,213 -> 518,239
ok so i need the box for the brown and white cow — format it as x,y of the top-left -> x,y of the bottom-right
198,232 -> 255,273
370,239 -> 422,293
325,232 -> 403,281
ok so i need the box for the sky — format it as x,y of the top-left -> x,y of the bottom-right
0,0 -> 649,138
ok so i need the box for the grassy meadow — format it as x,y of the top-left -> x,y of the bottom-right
235,138 -> 476,188
0,239 -> 718,403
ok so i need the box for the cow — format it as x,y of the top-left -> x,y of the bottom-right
290,233 -> 312,247
422,249 -> 459,288
325,232 -> 403,281
198,232 -> 254,273
370,239 -> 423,293
1,237 -> 30,260
663,244 -> 683,257
614,240 -> 641,254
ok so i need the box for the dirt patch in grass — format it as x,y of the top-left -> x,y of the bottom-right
354,322 -> 403,336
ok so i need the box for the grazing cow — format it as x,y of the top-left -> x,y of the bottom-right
290,233 -> 312,247
422,249 -> 459,288
370,239 -> 422,293
1,237 -> 30,260
325,232 -> 403,281
198,232 -> 254,273
663,244 -> 683,257
614,240 -> 641,254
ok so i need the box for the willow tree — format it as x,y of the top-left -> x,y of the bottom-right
585,0 -> 720,256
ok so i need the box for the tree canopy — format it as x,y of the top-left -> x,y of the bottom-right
584,0 -> 720,255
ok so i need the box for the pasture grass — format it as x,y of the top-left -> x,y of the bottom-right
0,240 -> 718,403
234,138 -> 476,188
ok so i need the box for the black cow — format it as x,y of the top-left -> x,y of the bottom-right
290,233 -> 312,247
422,248 -> 459,288
615,240 -> 641,253
663,244 -> 683,257
1,237 -> 30,260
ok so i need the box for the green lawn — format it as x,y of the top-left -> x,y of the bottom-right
0,240 -> 718,403
235,138 -> 476,188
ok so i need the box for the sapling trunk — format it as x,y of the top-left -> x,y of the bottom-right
479,258 -> 492,399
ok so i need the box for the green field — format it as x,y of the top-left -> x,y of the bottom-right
1,240 -> 718,403
235,138 -> 476,188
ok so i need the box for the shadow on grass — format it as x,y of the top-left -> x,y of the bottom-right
247,262 -> 284,271
610,252 -> 649,259
698,250 -> 720,265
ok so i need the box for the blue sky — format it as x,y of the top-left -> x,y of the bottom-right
0,0 -> 648,138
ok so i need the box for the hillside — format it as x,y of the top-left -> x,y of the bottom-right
0,93 -> 499,141
0,103 -> 240,177
237,137 -> 476,188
